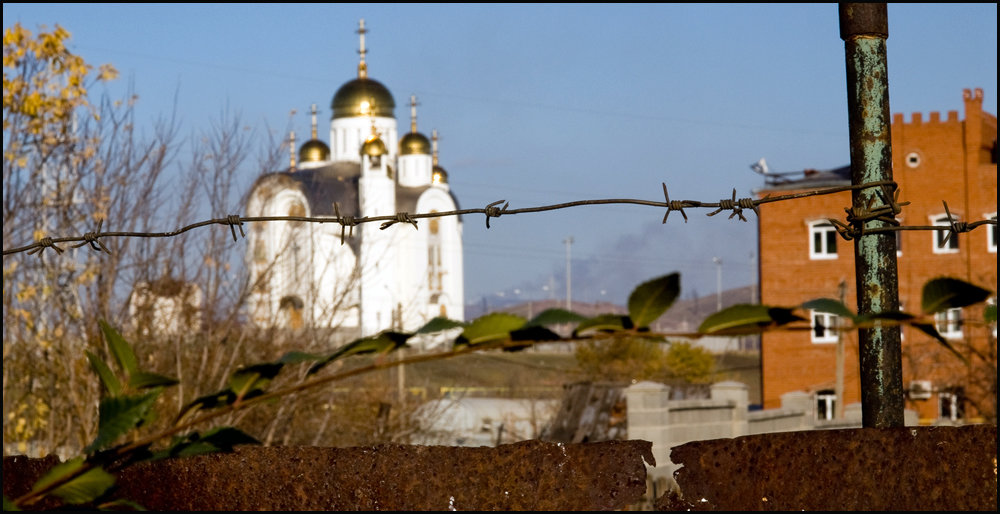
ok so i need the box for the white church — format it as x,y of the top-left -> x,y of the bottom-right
244,20 -> 464,339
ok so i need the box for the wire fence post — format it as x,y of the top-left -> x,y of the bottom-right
840,3 -> 904,428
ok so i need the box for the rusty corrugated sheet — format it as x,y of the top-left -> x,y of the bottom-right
658,425 -> 997,511
4,440 -> 654,511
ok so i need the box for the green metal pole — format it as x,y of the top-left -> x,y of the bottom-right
839,3 -> 904,428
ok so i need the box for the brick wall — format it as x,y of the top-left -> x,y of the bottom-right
757,88 -> 997,422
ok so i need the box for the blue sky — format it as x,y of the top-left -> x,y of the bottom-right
3,3 -> 997,309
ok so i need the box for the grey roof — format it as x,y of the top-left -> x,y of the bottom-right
754,164 -> 851,193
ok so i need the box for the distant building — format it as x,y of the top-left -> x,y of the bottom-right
755,88 -> 997,423
244,20 -> 464,340
413,397 -> 559,447
129,276 -> 203,336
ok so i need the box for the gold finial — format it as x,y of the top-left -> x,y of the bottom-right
357,19 -> 368,79
289,130 -> 297,171
431,129 -> 439,166
310,103 -> 319,139
410,95 -> 419,133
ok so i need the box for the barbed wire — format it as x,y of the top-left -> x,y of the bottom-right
3,180 -> 996,257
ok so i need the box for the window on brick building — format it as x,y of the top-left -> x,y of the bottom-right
808,220 -> 837,260
934,307 -> 962,339
938,387 -> 965,421
987,213 -> 997,253
816,389 -> 836,420
931,214 -> 959,253
811,310 -> 839,343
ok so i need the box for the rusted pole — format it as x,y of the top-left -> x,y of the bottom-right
839,3 -> 904,427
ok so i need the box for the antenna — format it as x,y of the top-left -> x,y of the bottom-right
751,157 -> 770,175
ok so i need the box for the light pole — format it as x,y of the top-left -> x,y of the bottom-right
712,256 -> 722,312
564,237 -> 574,311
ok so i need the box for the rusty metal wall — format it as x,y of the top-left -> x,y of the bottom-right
5,425 -> 995,510
658,424 -> 997,511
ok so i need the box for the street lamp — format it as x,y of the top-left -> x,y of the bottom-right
712,256 -> 722,312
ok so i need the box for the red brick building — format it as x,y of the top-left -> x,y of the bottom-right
755,88 -> 997,424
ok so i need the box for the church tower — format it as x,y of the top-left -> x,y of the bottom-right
244,19 -> 464,343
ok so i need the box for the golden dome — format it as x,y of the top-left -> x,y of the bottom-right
432,166 -> 449,184
332,78 -> 395,119
361,135 -> 387,157
299,139 -> 330,163
399,132 -> 431,155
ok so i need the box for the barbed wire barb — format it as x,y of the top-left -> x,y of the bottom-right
334,203 -> 356,245
941,201 -> 970,248
661,183 -> 688,223
70,220 -> 111,254
380,212 -> 418,231
484,200 -> 508,229
707,188 -> 754,222
225,215 -> 245,242
26,237 -> 63,257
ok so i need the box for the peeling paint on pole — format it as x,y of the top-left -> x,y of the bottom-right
839,3 -> 904,428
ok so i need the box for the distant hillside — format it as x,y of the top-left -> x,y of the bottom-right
465,284 -> 758,333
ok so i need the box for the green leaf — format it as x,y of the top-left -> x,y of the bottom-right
526,308 -> 586,327
52,467 -> 115,505
31,457 -> 115,505
573,314 -> 633,337
416,317 -> 465,334
308,331 -> 412,374
985,303 -> 997,323
802,298 -> 858,322
97,498 -> 147,511
98,320 -> 138,375
506,325 -> 561,351
628,273 -> 680,329
3,495 -> 20,511
85,391 -> 161,453
150,427 -> 260,461
128,371 -> 179,390
86,350 -> 122,397
910,323 -> 968,365
175,390 -> 236,424
278,351 -> 325,364
458,313 -> 526,346
228,362 -> 284,398
921,277 -> 993,314
698,304 -> 804,335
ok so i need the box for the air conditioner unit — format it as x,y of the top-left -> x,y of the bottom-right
908,380 -> 933,400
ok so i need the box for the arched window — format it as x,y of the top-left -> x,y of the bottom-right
279,295 -> 304,329
288,200 -> 306,225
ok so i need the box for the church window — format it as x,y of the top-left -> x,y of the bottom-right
279,295 -> 304,329
288,201 -> 306,226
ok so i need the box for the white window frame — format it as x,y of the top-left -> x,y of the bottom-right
930,214 -> 960,254
808,220 -> 838,260
811,310 -> 839,343
934,307 -> 962,339
987,212 -> 997,253
816,389 -> 836,421
938,388 -> 964,421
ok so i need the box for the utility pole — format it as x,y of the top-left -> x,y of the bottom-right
840,3 -> 903,427
564,237 -> 573,310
